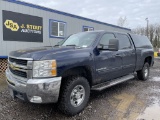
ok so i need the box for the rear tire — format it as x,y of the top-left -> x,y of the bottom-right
137,62 -> 150,81
58,76 -> 90,116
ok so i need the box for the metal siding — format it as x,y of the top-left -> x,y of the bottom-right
0,0 -> 130,56
5,0 -> 131,30
0,0 -> 2,55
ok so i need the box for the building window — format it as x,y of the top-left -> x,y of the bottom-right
50,19 -> 66,38
83,26 -> 94,32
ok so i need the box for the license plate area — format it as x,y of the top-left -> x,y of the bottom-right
9,88 -> 26,101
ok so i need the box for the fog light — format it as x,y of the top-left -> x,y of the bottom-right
30,96 -> 42,103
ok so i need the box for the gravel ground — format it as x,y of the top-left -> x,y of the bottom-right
0,59 -> 160,120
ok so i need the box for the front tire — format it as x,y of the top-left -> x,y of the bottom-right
58,76 -> 90,116
137,62 -> 150,81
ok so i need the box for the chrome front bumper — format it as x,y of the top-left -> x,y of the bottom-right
6,69 -> 62,103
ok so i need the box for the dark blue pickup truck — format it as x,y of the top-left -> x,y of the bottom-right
6,31 -> 154,115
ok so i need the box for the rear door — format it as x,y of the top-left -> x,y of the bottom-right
116,33 -> 136,75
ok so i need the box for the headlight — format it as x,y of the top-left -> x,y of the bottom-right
33,60 -> 57,77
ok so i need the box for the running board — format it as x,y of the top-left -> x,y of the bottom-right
91,74 -> 135,91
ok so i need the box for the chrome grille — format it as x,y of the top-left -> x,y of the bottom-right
9,57 -> 27,66
8,57 -> 29,79
9,66 -> 27,78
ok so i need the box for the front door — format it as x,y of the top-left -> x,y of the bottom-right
95,33 -> 123,83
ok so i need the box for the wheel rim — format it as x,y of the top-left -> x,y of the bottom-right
70,85 -> 85,107
144,67 -> 148,78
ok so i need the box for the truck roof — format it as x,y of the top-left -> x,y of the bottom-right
84,30 -> 152,48
82,30 -> 130,35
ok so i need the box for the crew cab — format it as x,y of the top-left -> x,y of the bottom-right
6,31 -> 154,115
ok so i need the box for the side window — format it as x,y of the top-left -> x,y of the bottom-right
50,20 -> 66,38
117,34 -> 131,49
99,33 -> 115,46
130,34 -> 152,47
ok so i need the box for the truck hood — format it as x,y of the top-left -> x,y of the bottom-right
9,46 -> 80,60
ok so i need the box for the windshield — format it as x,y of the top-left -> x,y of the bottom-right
61,32 -> 98,47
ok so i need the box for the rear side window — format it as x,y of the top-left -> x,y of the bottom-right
99,33 -> 115,46
117,34 -> 131,49
130,34 -> 152,48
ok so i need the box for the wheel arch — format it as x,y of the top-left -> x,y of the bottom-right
144,56 -> 152,66
61,66 -> 93,86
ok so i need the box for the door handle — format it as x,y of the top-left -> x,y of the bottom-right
115,54 -> 121,57
131,51 -> 135,54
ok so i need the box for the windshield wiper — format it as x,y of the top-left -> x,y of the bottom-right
54,45 -> 61,47
66,44 -> 81,48
66,44 -> 77,46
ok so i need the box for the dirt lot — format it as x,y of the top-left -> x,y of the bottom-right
0,58 -> 160,120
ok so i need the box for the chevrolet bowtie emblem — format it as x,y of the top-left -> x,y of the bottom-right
10,64 -> 15,70
10,63 -> 19,70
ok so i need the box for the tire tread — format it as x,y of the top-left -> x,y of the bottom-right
58,76 -> 90,116
137,62 -> 150,81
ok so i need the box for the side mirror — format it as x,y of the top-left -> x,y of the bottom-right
108,39 -> 119,51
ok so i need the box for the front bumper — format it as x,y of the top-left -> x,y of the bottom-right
6,69 -> 61,103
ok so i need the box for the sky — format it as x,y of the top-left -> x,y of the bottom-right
22,0 -> 160,29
